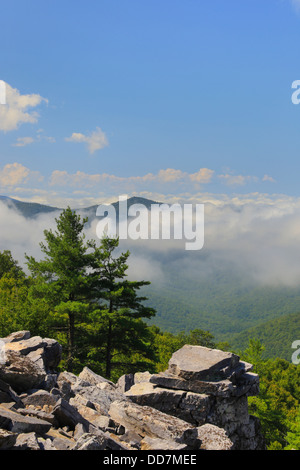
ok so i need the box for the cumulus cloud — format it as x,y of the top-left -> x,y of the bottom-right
65,127 -> 109,154
49,167 -> 215,190
0,82 -> 48,132
190,168 -> 214,183
12,130 -> 56,147
0,163 -> 43,187
218,173 -> 259,186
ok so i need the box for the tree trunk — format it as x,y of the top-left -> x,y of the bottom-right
105,318 -> 112,379
67,312 -> 75,372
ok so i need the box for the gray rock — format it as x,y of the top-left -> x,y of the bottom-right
233,372 -> 260,397
197,424 -> 234,450
52,398 -> 89,430
72,384 -> 126,416
0,331 -> 31,344
141,435 -> 189,450
5,336 -> 45,356
78,367 -> 115,388
118,430 -> 142,449
116,373 -> 134,393
125,382 -> 184,412
150,372 -> 235,397
109,400 -> 200,448
40,373 -> 58,392
14,432 -> 41,450
167,345 -> 240,381
42,338 -> 62,372
0,404 -> 52,434
71,433 -> 107,450
0,377 -> 24,407
22,389 -> 59,408
17,407 -> 58,426
0,332 -> 266,451
36,437 -> 57,450
56,371 -> 77,400
0,429 -> 17,450
0,350 -> 46,393
72,403 -> 116,432
125,382 -> 210,426
45,428 -> 76,450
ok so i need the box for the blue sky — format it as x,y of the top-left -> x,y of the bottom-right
1,0 -> 300,207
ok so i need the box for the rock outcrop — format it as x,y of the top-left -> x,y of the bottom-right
0,332 -> 266,450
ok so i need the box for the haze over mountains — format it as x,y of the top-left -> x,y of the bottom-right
0,194 -> 300,362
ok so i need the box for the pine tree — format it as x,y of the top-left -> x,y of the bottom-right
89,237 -> 156,379
26,209 -> 156,377
26,207 -> 95,372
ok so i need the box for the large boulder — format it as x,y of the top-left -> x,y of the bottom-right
0,350 -> 46,393
196,424 -> 234,450
0,332 -> 62,393
0,404 -> 52,434
109,400 -> 200,448
167,345 -> 240,381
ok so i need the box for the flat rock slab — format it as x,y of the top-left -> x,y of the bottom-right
150,373 -> 235,397
167,345 -> 240,381
0,404 -> 52,434
5,336 -> 45,355
109,400 -> 199,448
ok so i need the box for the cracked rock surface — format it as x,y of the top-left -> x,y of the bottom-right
0,332 -> 266,450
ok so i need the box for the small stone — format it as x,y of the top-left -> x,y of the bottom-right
197,424 -> 234,450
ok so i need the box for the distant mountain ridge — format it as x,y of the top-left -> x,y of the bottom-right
0,195 -> 160,220
0,195 -> 60,218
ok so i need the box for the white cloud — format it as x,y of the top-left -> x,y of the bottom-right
190,168 -> 214,183
49,167 -> 215,190
2,191 -> 300,289
65,127 -> 109,154
0,82 -> 48,132
262,174 -> 276,183
218,173 -> 258,186
0,163 -> 43,187
12,137 -> 35,147
12,131 -> 56,147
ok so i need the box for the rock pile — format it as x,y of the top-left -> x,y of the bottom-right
0,332 -> 265,450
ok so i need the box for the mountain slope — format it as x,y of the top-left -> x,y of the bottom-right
0,196 -> 60,218
228,312 -> 300,361
0,195 -> 159,220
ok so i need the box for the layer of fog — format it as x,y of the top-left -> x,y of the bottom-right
1,196 -> 300,288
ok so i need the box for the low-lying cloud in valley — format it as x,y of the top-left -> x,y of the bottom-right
1,193 -> 300,289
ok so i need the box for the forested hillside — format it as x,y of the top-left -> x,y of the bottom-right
143,272 -> 300,341
0,207 -> 299,450
229,312 -> 300,361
